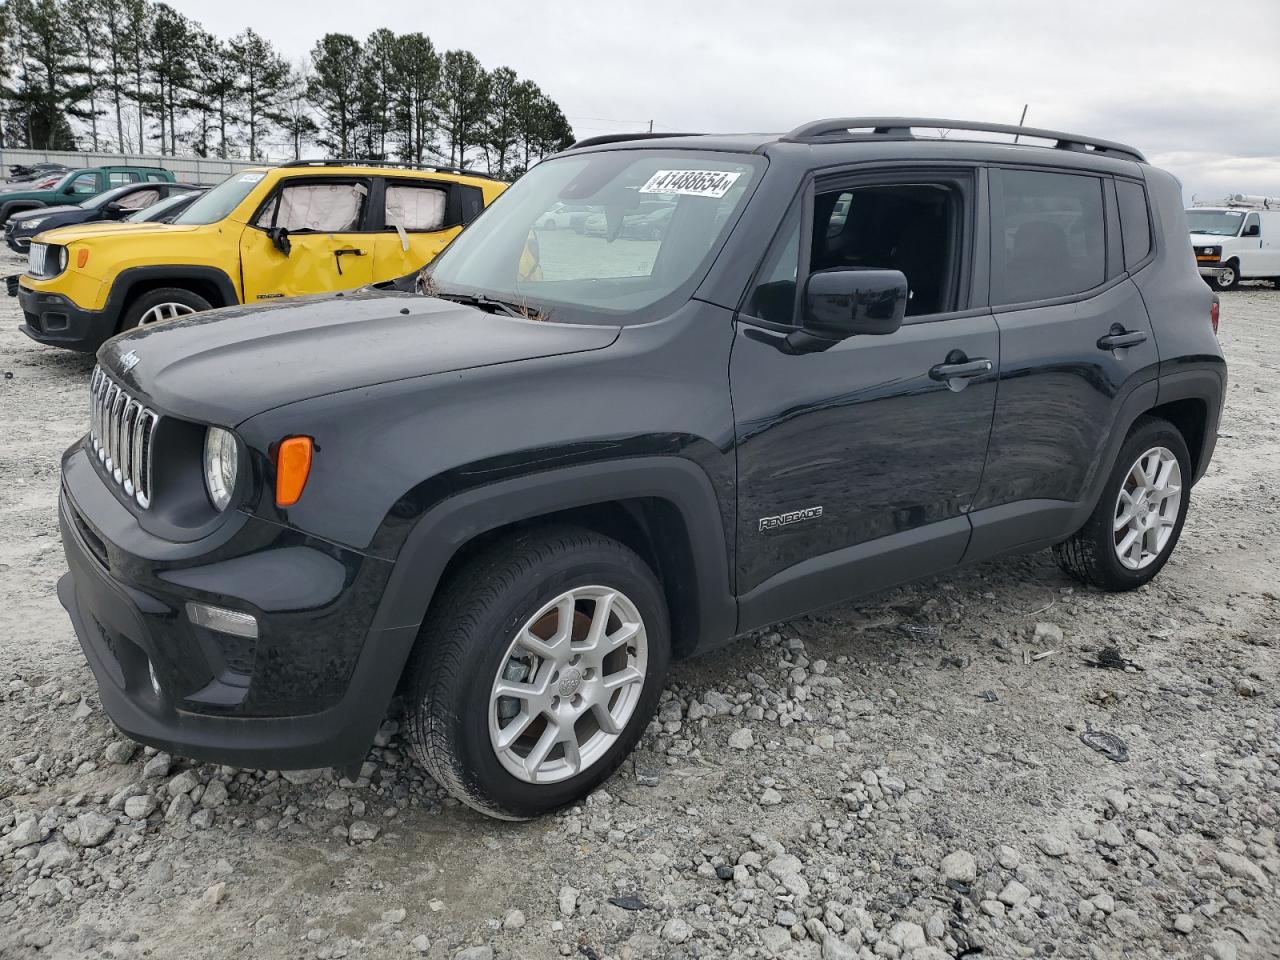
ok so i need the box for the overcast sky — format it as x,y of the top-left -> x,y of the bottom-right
170,0 -> 1280,201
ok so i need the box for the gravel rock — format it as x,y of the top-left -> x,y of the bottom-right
104,740 -> 137,764
454,948 -> 492,960
661,917 -> 692,944
940,849 -> 977,883
347,821 -> 379,843
68,811 -> 115,848
1216,850 -> 1268,887
124,795 -> 158,819
501,908 -> 525,930
141,752 -> 171,780
411,934 -> 431,954
1035,834 -> 1069,858
728,728 -> 755,749
558,885 -> 578,917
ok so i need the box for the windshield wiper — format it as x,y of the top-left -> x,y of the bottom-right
432,291 -> 542,321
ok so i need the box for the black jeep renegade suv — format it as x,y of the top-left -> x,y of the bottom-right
58,118 -> 1225,819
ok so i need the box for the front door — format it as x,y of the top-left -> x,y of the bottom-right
239,177 -> 375,302
731,169 -> 999,629
967,167 -> 1160,553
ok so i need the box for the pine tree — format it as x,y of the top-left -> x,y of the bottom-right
121,0 -> 150,152
97,0 -> 132,151
483,66 -> 520,178
229,28 -> 288,161
11,0 -> 91,149
387,32 -> 438,164
279,65 -> 317,160
308,33 -> 362,157
65,0 -> 102,150
148,3 -> 195,155
439,49 -> 488,168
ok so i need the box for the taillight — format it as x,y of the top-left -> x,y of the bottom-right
1210,300 -> 1220,335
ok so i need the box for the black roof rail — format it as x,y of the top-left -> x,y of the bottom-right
783,117 -> 1145,163
277,158 -> 494,179
568,132 -> 704,150
100,164 -> 169,170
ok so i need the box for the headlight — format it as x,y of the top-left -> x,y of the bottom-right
56,246 -> 67,272
23,217 -> 47,229
203,427 -> 239,511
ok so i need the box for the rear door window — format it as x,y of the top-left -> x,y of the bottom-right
1115,179 -> 1153,268
384,184 -> 448,232
995,169 -> 1106,304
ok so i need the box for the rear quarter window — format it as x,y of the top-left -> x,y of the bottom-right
1115,179 -> 1153,268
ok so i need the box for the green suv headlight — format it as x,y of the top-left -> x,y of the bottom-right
203,426 -> 239,511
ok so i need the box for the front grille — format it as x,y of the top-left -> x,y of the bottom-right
27,242 -> 62,279
89,366 -> 159,508
28,242 -> 47,276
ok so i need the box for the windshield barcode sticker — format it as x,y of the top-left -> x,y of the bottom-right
640,170 -> 741,199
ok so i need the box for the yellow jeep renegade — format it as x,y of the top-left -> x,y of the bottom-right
14,162 -> 505,352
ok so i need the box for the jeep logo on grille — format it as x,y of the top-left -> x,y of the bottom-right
118,351 -> 141,374
759,505 -> 824,532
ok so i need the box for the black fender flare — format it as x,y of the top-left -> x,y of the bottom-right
105,265 -> 240,317
363,456 -> 738,692
1156,366 -> 1226,484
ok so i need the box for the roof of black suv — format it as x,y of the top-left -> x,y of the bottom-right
564,117 -> 1147,175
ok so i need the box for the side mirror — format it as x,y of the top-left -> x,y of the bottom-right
1243,223 -> 1260,237
268,226 -> 292,256
104,202 -> 124,219
784,268 -> 908,354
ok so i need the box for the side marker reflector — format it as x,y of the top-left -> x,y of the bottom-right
275,435 -> 313,507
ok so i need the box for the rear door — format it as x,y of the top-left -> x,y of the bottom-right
239,176 -> 375,302
371,178 -> 465,281
731,167 -> 999,628
966,167 -> 1159,557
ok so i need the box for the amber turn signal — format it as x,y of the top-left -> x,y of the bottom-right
76,248 -> 88,268
275,436 -> 313,507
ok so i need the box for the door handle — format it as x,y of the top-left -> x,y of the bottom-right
1097,329 -> 1147,351
333,248 -> 367,275
929,358 -> 993,381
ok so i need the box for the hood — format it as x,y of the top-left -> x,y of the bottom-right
12,204 -> 80,222
39,221 -> 200,244
1189,232 -> 1231,246
99,289 -> 621,425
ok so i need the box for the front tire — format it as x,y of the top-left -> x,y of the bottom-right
405,526 -> 670,819
1054,416 -> 1191,591
1213,261 -> 1240,291
118,287 -> 211,332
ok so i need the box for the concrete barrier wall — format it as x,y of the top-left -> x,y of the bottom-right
0,149 -> 266,186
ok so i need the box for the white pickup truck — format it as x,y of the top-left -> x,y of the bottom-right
1188,196 -> 1280,290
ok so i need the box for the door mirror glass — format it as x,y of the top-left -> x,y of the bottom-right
804,268 -> 908,339
1243,223 -> 1260,237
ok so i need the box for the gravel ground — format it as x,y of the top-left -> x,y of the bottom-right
0,247 -> 1277,960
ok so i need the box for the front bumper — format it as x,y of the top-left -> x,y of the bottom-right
58,444 -> 412,769
18,283 -> 114,353
1197,263 -> 1225,279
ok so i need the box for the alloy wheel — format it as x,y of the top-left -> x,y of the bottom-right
488,585 -> 647,785
1113,446 -> 1182,570
139,301 -> 197,325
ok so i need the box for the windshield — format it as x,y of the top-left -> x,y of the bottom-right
425,149 -> 765,323
173,170 -> 267,225
126,191 -> 196,222
1187,209 -> 1244,237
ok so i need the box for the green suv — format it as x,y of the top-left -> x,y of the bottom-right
0,166 -> 175,224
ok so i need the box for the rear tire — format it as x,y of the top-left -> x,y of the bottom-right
118,287 -> 211,332
405,526 -> 670,819
1212,261 -> 1240,291
1054,416 -> 1191,591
